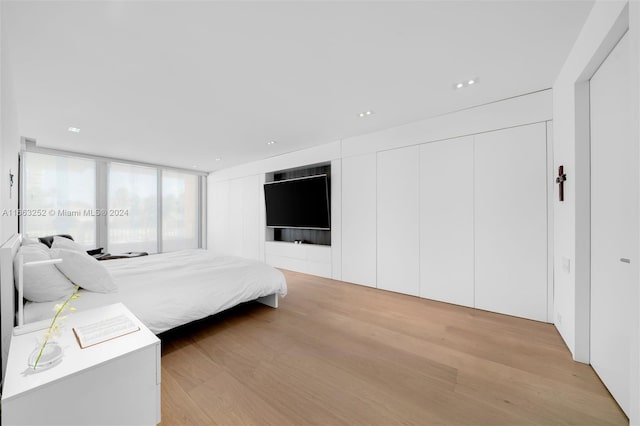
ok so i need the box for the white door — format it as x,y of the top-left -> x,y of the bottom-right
474,123 -> 548,321
208,179 -> 230,255
377,146 -> 420,296
590,31 -> 634,416
226,177 -> 244,257
419,136 -> 474,307
342,153 -> 377,287
241,174 -> 262,261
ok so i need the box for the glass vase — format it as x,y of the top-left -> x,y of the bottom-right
28,341 -> 63,371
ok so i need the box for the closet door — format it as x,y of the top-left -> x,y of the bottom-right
342,153 -> 377,287
377,146 -> 420,296
474,123 -> 547,321
420,136 -> 474,307
241,174 -> 263,261
208,179 -> 230,255
209,176 -> 263,260
226,177 -> 244,257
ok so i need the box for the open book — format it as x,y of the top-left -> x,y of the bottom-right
73,314 -> 140,349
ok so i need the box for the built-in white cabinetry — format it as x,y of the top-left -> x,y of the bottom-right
419,136 -> 474,307
208,122 -> 550,321
330,159 -> 342,281
209,179 -> 230,254
361,122 -> 548,321
265,241 -> 332,278
209,174 -> 264,261
227,177 -> 244,257
474,123 -> 548,321
241,175 -> 264,261
207,109 -> 550,322
377,146 -> 420,296
341,153 -> 377,287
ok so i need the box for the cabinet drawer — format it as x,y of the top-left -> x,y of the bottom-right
306,245 -> 331,263
265,241 -> 305,258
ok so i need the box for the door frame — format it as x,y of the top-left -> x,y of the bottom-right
573,5 -> 629,364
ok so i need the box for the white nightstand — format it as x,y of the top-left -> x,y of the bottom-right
1,303 -> 161,426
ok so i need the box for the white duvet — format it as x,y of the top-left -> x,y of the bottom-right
24,249 -> 287,333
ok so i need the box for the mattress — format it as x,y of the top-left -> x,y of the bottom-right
24,249 -> 287,333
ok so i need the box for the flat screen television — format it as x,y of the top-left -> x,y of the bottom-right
264,174 -> 330,230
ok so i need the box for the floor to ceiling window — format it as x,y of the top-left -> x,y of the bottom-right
21,149 -> 205,254
23,152 -> 97,248
108,163 -> 159,254
162,171 -> 199,252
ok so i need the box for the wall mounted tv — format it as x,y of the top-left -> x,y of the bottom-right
264,174 -> 330,230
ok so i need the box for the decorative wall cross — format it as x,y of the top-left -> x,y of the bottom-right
9,170 -> 14,199
555,165 -> 567,202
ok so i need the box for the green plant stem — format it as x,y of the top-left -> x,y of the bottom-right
33,286 -> 79,369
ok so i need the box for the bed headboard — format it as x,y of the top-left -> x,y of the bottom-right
1,233 -> 21,377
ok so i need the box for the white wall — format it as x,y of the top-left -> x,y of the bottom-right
553,0 -> 639,423
0,2 -> 20,244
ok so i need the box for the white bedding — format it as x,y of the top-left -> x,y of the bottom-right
24,249 -> 287,333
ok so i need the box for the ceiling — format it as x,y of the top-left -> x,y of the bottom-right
3,1 -> 593,172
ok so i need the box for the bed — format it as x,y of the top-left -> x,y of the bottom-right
0,234 -> 287,373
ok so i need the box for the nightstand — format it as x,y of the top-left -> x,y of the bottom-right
1,303 -> 160,425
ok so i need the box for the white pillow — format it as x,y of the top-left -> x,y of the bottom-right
14,245 -> 76,302
50,248 -> 117,293
51,236 -> 86,252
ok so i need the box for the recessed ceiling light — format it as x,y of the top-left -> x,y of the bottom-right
455,78 -> 478,89
68,127 -> 81,133
267,140 -> 276,145
358,110 -> 374,117
192,165 -> 198,168
215,158 -> 221,161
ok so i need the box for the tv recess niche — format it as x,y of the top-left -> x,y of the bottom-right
264,163 -> 331,246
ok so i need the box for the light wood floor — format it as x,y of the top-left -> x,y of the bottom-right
160,270 -> 627,425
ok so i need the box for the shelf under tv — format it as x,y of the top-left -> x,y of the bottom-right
264,240 -> 332,278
